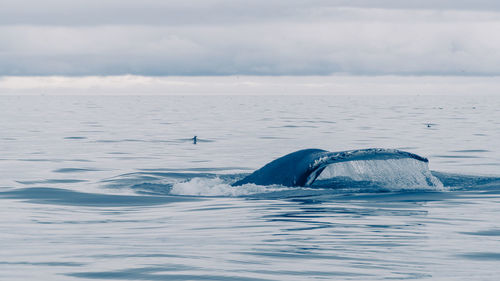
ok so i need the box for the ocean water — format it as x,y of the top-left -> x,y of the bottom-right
1,95 -> 500,280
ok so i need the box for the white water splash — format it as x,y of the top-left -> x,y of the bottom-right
316,158 -> 444,190
170,177 -> 293,196
314,158 -> 445,190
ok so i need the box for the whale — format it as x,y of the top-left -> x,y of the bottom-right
232,148 -> 440,188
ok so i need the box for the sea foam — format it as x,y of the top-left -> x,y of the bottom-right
170,177 -> 293,196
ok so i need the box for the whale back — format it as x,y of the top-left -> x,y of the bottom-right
232,149 -> 327,187
233,148 -> 432,187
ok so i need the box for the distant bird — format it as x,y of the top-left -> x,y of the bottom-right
192,136 -> 197,144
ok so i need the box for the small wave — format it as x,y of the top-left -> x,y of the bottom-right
432,171 -> 500,190
0,187 -> 195,206
170,177 -> 293,197
64,136 -> 87,140
102,168 -> 500,200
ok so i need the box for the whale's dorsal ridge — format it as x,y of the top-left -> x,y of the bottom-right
232,148 -> 327,187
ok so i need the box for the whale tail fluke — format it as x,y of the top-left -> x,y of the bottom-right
233,148 -> 442,189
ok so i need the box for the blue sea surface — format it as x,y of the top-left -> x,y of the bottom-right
1,95 -> 500,280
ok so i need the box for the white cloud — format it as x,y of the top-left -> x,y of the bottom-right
2,17 -> 500,76
1,2 -> 500,76
2,1 -> 500,26
2,75 -> 500,95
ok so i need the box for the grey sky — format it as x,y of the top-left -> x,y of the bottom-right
1,1 -> 500,76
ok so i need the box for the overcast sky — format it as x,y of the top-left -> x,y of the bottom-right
1,0 -> 500,76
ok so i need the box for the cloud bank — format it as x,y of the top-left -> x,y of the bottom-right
2,75 -> 500,96
1,1 -> 500,76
